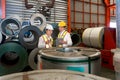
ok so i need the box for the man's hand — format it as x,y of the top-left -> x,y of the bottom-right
59,40 -> 67,44
45,40 -> 50,44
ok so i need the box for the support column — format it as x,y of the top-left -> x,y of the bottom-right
116,0 -> 120,47
67,0 -> 71,32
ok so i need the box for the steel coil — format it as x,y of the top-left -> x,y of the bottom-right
0,42 -> 28,76
9,37 -> 19,42
0,31 -> 3,44
90,27 -> 104,48
82,27 -> 104,48
30,13 -> 46,31
28,48 -> 40,70
22,21 -> 30,28
40,47 -> 101,75
18,25 -> 43,49
82,28 -> 93,47
0,70 -> 110,80
0,18 -> 2,23
0,17 -> 21,37
9,15 -> 22,24
71,33 -> 81,46
1,34 -> 6,44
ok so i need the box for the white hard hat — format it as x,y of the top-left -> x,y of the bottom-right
46,24 -> 54,30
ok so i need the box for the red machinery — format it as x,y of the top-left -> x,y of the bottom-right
79,27 -> 116,70
101,27 -> 116,70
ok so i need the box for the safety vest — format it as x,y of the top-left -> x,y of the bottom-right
58,30 -> 67,47
42,34 -> 53,48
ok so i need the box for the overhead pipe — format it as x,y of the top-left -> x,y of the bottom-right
45,0 -> 55,8
25,0 -> 33,9
35,0 -> 55,8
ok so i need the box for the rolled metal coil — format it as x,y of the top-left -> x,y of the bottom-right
0,41 -> 28,76
40,47 -> 100,61
28,48 -> 40,70
9,15 -> 22,24
1,34 -> 6,44
82,27 -> 104,48
0,31 -> 3,44
71,33 -> 81,46
18,25 -> 43,49
30,13 -> 46,31
22,21 -> 30,28
82,28 -> 93,47
0,70 -> 110,80
8,37 -> 19,42
0,17 -> 22,37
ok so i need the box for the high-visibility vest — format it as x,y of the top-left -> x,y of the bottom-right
58,31 -> 67,47
42,34 -> 53,48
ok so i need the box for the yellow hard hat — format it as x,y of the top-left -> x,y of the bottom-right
58,21 -> 66,27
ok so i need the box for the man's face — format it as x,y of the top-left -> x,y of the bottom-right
46,29 -> 53,36
59,27 -> 64,32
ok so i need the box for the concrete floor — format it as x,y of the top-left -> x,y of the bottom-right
99,67 -> 115,80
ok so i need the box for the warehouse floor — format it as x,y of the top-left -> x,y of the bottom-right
99,67 -> 115,80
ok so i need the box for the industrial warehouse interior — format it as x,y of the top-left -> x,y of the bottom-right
0,0 -> 119,80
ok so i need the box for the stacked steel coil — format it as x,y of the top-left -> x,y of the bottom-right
0,13 -> 46,75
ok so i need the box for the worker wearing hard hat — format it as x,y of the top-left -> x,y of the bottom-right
38,24 -> 54,48
56,21 -> 72,47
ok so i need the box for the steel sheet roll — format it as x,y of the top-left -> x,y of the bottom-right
18,25 -> 43,49
10,37 -> 19,42
82,27 -> 104,48
90,27 -> 104,48
71,33 -> 81,46
0,42 -> 28,76
9,15 -> 22,24
30,13 -> 46,31
0,17 -> 21,37
0,70 -> 110,80
1,34 -> 6,44
0,31 -> 3,44
82,28 -> 93,47
40,47 -> 101,75
22,21 -> 30,29
28,48 -> 40,70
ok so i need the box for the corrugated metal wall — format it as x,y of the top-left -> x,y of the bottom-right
6,0 -> 67,23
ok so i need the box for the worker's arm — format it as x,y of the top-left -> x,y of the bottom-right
64,33 -> 73,46
38,36 -> 46,48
